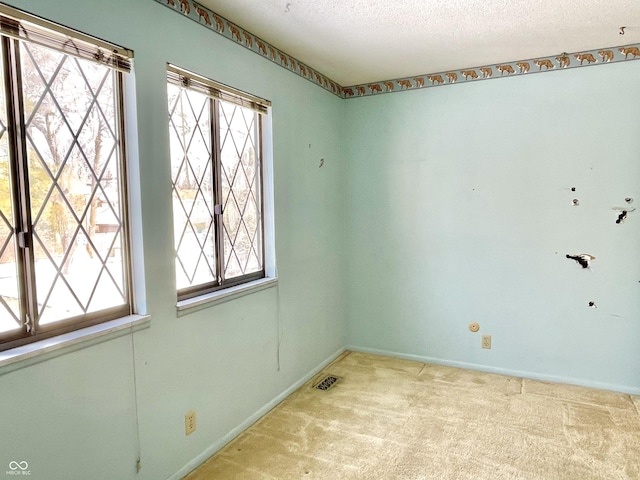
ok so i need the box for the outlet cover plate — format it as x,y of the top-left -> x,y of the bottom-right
185,410 -> 196,435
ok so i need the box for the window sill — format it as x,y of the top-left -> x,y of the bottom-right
177,277 -> 278,314
0,314 -> 150,375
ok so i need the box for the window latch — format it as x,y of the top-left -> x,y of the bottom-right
17,231 -> 30,249
25,313 -> 33,333
214,204 -> 223,215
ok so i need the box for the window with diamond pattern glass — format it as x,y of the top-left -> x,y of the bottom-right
0,13 -> 132,350
168,72 -> 264,300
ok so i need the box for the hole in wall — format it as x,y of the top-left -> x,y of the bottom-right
613,206 -> 635,224
566,254 -> 595,269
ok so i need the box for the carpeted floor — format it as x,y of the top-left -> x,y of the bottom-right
184,351 -> 640,479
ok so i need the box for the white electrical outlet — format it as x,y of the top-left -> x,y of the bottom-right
482,335 -> 491,349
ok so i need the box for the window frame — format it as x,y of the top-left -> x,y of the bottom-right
0,5 -> 134,352
167,65 -> 270,302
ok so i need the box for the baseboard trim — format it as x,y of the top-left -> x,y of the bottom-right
168,346 -> 347,480
169,343 -> 638,479
345,345 -> 640,396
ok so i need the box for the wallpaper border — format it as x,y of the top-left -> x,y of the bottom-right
156,0 -> 341,96
348,45 -> 640,98
155,0 -> 640,99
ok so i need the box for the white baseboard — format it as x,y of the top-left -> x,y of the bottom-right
167,346 -> 346,480
345,345 -> 640,396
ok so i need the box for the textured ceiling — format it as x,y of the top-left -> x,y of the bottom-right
198,0 -> 640,86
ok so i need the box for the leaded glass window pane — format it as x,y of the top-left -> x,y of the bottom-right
219,101 -> 262,279
168,68 -> 265,299
21,42 -> 127,326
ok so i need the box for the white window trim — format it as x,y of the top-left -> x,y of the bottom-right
0,314 -> 150,374
177,276 -> 277,313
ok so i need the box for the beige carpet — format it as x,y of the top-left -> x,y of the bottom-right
184,351 -> 640,480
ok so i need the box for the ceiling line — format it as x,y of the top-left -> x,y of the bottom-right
156,1 -> 640,99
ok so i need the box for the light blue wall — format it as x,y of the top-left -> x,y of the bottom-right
345,61 -> 640,393
1,1 -> 639,478
0,1 -> 346,479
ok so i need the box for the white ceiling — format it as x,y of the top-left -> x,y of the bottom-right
198,0 -> 640,86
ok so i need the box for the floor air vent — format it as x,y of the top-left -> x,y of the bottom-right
314,375 -> 341,391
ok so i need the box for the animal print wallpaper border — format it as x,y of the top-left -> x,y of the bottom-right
157,0 -> 341,96
155,0 -> 640,99
348,46 -> 640,97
